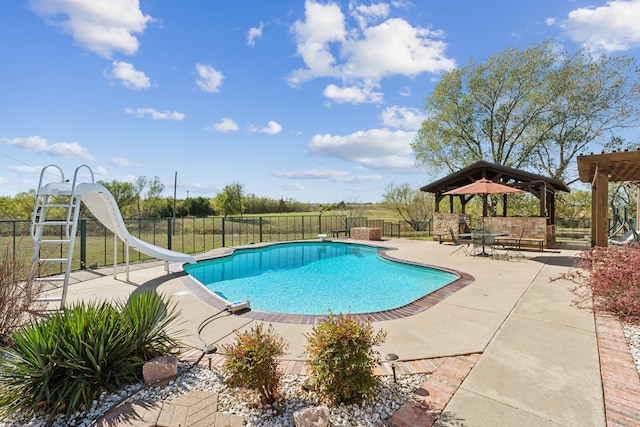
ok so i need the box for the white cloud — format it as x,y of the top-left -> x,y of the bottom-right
272,169 -> 349,180
29,0 -> 152,58
279,182 -> 306,191
272,168 -> 382,184
288,0 -> 455,103
124,107 -> 185,120
349,2 -> 390,29
1,136 -> 94,161
93,166 -> 108,176
260,121 -> 283,135
111,156 -> 132,167
195,63 -> 224,93
380,106 -> 425,130
555,0 -> 640,52
308,128 -> 418,172
109,61 -> 150,89
209,118 -> 239,132
289,1 -> 346,86
323,84 -> 383,104
7,165 -> 43,174
247,21 -> 264,46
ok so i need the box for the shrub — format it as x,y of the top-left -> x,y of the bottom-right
221,323 -> 288,404
0,291 -> 180,417
560,243 -> 640,323
304,313 -> 387,405
0,246 -> 43,346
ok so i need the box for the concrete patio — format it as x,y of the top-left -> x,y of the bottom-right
59,238 -> 639,426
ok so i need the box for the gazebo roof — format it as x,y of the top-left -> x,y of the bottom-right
420,160 -> 570,194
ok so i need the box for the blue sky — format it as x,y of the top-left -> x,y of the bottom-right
2,0 -> 640,203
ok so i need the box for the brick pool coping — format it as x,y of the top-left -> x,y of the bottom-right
177,245 -> 475,324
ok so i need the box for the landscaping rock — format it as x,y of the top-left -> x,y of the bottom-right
293,405 -> 330,427
143,355 -> 178,387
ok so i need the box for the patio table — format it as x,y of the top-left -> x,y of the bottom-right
459,232 -> 507,257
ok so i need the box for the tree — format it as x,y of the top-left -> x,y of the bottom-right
382,183 -> 434,231
98,180 -> 137,217
141,176 -> 165,218
331,198 -> 369,229
213,182 -> 244,217
412,40 -> 640,184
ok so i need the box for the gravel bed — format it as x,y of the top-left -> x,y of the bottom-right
0,363 -> 427,427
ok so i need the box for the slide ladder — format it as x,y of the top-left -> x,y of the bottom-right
29,165 -> 94,309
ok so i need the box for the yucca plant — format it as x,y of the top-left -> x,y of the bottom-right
120,290 -> 182,361
0,291 -> 180,418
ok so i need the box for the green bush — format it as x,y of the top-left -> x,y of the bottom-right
0,292 -> 180,417
221,323 -> 288,404
304,313 -> 387,405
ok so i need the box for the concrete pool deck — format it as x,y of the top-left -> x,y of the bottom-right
60,238 -> 640,426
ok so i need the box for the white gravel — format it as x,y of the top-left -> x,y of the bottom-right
0,362 -> 427,427
3,323 -> 639,427
623,322 -> 640,376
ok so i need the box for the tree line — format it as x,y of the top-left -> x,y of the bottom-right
0,180 -> 313,220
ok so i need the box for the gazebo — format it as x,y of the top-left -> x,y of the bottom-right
421,161 -> 570,248
577,149 -> 640,247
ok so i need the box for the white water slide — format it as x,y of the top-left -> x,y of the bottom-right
30,165 -> 195,307
76,182 -> 197,265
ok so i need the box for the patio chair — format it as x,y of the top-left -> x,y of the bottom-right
449,228 -> 470,256
496,227 -> 524,258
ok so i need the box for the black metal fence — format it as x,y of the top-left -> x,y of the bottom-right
0,215 -> 422,274
2,214 -> 597,275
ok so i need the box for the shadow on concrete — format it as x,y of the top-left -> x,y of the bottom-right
528,255 -> 579,268
433,411 -> 468,426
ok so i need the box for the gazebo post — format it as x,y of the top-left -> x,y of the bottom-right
592,166 -> 609,247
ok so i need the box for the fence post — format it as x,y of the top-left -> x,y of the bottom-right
80,219 -> 87,269
259,217 -> 263,243
167,217 -> 172,250
12,220 -> 17,258
301,216 -> 305,240
222,217 -> 226,247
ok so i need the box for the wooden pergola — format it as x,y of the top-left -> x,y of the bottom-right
420,161 -> 570,224
577,149 -> 640,247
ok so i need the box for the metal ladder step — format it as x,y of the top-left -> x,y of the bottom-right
41,203 -> 72,208
38,220 -> 70,226
38,239 -> 72,244
36,296 -> 63,303
37,258 -> 68,263
33,277 -> 66,283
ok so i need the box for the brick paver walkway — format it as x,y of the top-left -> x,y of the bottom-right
595,312 -> 640,426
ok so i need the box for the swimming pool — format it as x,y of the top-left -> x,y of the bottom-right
184,242 -> 458,315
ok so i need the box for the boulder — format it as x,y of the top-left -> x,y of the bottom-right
293,405 -> 330,427
142,355 -> 178,387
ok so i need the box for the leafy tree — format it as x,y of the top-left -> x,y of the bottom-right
213,182 -> 244,217
413,39 -> 640,183
179,196 -> 214,216
382,183 -> 433,231
141,176 -> 165,217
98,180 -> 137,217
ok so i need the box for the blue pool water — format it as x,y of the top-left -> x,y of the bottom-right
184,242 -> 458,315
